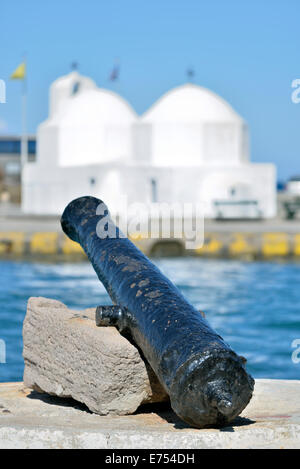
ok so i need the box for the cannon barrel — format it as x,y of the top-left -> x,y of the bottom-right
61,196 -> 254,428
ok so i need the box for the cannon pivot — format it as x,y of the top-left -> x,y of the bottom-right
95,305 -> 124,328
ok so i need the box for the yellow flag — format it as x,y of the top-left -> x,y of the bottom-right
10,62 -> 26,80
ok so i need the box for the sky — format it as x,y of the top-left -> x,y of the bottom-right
0,0 -> 299,180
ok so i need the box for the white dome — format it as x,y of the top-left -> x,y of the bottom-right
51,70 -> 96,92
59,88 -> 137,125
142,83 -> 243,123
50,71 -> 97,117
135,83 -> 247,167
53,88 -> 137,167
39,77 -> 138,168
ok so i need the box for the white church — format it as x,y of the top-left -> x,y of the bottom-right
22,71 -> 276,218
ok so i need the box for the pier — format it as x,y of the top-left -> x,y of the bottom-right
1,203 -> 300,259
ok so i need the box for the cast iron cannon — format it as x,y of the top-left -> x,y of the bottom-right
61,196 -> 254,428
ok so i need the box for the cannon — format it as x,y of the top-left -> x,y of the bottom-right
61,196 -> 254,428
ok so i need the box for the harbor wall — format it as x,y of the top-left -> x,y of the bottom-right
1,229 -> 300,259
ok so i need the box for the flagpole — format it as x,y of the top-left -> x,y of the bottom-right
20,65 -> 27,170
10,58 -> 27,204
20,60 -> 27,208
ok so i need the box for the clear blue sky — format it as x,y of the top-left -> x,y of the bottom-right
1,0 -> 299,180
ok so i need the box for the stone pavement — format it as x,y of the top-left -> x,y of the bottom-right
0,379 -> 299,448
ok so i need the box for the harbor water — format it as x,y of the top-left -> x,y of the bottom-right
0,257 -> 299,382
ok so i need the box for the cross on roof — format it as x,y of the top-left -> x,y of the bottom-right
186,67 -> 195,82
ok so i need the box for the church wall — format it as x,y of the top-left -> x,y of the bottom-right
151,123 -> 205,167
22,160 -> 276,219
240,123 -> 250,163
132,123 -> 152,163
57,124 -> 133,167
191,164 -> 276,218
202,122 -> 242,165
36,122 -> 60,167
59,126 -> 105,167
146,122 -> 247,167
22,164 -> 114,214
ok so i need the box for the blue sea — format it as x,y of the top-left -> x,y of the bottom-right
0,258 -> 299,382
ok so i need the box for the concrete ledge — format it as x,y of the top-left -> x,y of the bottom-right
0,380 -> 300,448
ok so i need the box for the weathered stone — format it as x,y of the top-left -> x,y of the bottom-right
23,297 -> 168,415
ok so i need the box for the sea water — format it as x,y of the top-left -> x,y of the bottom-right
0,258 -> 299,382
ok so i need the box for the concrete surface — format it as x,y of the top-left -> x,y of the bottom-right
0,380 -> 299,448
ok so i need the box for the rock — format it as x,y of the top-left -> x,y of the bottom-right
23,297 -> 168,415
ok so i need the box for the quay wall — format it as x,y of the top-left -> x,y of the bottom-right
1,229 -> 300,259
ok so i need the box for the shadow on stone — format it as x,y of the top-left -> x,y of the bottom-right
135,400 -> 192,429
135,401 -> 256,430
219,416 -> 256,432
26,390 -> 92,413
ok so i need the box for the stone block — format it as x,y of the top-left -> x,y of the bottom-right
23,297 -> 167,415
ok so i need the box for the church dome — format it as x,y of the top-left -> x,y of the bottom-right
60,88 -> 137,125
39,73 -> 138,168
142,83 -> 243,124
137,83 -> 247,167
53,88 -> 137,167
49,71 -> 97,117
